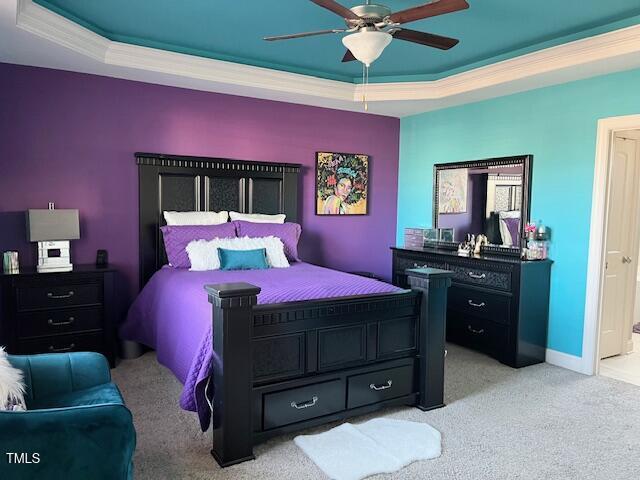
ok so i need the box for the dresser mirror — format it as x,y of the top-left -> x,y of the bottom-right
433,155 -> 532,254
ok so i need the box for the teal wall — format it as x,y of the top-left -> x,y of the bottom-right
397,68 -> 640,357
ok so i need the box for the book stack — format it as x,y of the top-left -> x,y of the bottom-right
2,251 -> 19,274
404,228 -> 427,249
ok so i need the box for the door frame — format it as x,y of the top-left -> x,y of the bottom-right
583,114 -> 640,375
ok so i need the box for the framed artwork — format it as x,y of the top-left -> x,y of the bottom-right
438,168 -> 468,214
438,228 -> 454,242
316,152 -> 369,215
424,228 -> 439,242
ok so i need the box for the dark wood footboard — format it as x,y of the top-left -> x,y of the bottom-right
205,268 -> 451,467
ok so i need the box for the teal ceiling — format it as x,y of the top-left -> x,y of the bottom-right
35,0 -> 640,83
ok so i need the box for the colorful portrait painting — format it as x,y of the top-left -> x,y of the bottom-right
316,152 -> 369,215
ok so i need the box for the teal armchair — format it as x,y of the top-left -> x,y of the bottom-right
1,352 -> 135,480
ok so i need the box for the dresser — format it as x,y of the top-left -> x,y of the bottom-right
0,265 -> 116,367
391,247 -> 552,368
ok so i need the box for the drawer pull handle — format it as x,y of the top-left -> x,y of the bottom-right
468,300 -> 486,308
468,272 -> 486,280
47,291 -> 75,299
290,396 -> 318,410
467,325 -> 485,335
48,343 -> 76,353
369,380 -> 393,391
48,317 -> 75,326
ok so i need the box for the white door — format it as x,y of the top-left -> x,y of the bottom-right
600,131 -> 640,359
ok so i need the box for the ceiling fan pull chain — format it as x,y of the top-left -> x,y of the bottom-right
365,65 -> 369,111
361,63 -> 369,112
362,61 -> 365,102
362,62 -> 366,110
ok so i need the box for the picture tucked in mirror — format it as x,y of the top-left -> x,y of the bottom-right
438,168 -> 468,214
434,156 -> 532,249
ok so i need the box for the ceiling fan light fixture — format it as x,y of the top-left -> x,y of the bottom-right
341,30 -> 392,67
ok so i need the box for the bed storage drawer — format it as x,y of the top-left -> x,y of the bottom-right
347,365 -> 414,409
263,379 -> 345,430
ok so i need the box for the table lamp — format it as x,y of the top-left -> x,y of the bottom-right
27,204 -> 80,273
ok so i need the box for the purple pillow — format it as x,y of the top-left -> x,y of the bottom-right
160,223 -> 237,268
233,220 -> 302,261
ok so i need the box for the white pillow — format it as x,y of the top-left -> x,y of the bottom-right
498,210 -> 521,219
0,347 -> 26,411
163,211 -> 228,225
229,212 -> 286,224
187,236 -> 290,271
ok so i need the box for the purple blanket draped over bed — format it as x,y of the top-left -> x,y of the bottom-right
120,263 -> 401,430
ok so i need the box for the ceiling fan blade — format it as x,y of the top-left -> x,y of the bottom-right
264,29 -> 344,41
388,0 -> 469,25
392,29 -> 459,50
342,50 -> 356,62
310,0 -> 361,20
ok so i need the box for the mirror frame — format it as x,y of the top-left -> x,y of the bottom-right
433,154 -> 533,256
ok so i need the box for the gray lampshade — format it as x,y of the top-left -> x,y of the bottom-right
27,209 -> 80,242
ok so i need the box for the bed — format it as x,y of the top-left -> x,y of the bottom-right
121,262 -> 403,428
125,152 -> 452,467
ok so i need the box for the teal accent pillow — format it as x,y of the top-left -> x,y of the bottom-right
218,248 -> 269,271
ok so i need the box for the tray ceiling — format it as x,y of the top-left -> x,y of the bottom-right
33,0 -> 640,83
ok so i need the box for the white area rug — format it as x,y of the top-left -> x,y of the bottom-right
293,418 -> 441,480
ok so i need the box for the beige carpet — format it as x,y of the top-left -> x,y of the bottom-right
112,344 -> 639,480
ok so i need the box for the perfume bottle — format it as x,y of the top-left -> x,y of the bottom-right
526,220 -> 549,260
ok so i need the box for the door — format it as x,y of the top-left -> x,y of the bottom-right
600,131 -> 640,359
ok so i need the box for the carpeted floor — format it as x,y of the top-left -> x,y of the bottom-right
112,344 -> 639,480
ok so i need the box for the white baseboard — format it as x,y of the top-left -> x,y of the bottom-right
545,349 -> 589,375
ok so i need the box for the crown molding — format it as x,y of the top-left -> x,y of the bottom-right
358,22 -> 640,102
12,0 -> 640,117
16,0 -> 107,61
105,42 -> 353,102
16,0 -> 354,103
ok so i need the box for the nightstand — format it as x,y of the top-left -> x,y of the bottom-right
0,265 -> 117,367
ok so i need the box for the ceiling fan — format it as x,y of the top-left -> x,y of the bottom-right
264,0 -> 469,67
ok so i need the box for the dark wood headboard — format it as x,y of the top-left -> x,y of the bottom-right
137,152 -> 301,287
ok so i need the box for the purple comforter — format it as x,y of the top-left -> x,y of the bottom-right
120,263 -> 401,430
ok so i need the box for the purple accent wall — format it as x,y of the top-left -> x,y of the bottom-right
0,63 -> 400,310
